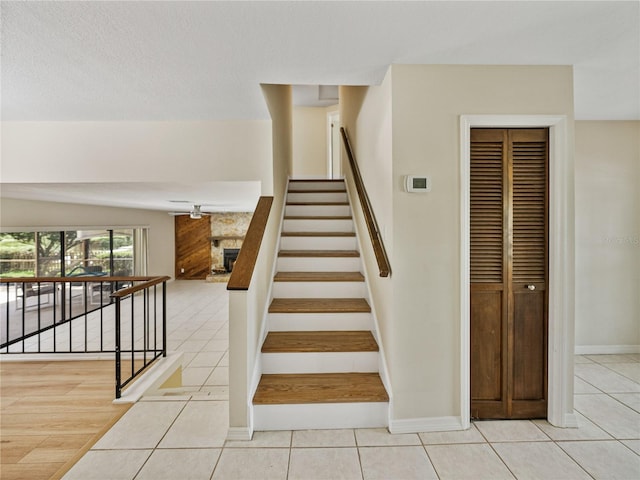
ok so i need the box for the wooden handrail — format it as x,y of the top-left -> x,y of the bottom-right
0,275 -> 170,298
340,127 -> 391,277
110,276 -> 171,298
0,275 -> 162,284
227,196 -> 274,290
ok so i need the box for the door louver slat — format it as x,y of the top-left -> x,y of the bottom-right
470,140 -> 503,283
512,140 -> 547,284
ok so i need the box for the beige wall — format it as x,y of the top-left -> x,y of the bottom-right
292,106 -> 327,178
0,197 -> 174,277
1,121 -> 273,191
342,65 -> 574,423
575,121 -> 640,351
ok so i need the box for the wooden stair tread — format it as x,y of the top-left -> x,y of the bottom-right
274,271 -> 364,282
286,202 -> 349,206
284,216 -> 352,220
288,189 -> 346,193
253,373 -> 388,404
262,331 -> 378,353
269,298 -> 371,313
281,231 -> 355,237
278,250 -> 360,258
289,179 -> 345,183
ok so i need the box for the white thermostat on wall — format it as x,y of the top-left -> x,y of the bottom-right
404,175 -> 431,193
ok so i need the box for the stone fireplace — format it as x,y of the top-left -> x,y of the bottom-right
206,211 -> 252,282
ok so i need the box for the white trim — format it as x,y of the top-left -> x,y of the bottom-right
460,115 -> 575,428
575,345 -> 640,355
389,416 -> 464,434
226,427 -> 253,441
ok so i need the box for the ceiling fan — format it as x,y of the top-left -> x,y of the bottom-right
168,204 -> 211,219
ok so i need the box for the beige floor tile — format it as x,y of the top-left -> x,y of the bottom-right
574,355 -> 595,364
575,363 -> 640,393
558,440 -> 640,480
611,392 -> 640,412
360,446 -> 438,479
182,366 -> 215,386
474,420 -> 549,442
492,441 -> 591,479
178,340 -> 209,352
92,401 -> 185,449
62,449 -> 152,480
135,448 -> 221,480
205,366 -> 229,386
605,362 -> 640,383
212,448 -> 289,480
355,427 -> 421,446
532,413 -> 612,441
622,439 -> 640,455
189,351 -> 225,368
197,385 -> 229,400
574,394 -> 640,439
574,376 -> 601,394
159,401 -> 228,448
585,354 -> 639,364
288,448 -> 362,480
420,424 -> 486,444
225,430 -> 292,448
292,429 -> 356,447
425,443 -> 514,479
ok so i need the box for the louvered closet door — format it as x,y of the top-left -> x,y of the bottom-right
470,128 -> 548,419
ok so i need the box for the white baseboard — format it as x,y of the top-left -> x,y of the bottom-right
562,412 -> 579,429
226,427 -> 253,441
575,345 -> 640,355
389,416 -> 464,434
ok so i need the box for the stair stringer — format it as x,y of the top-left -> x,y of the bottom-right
244,178 -> 291,439
343,180 -> 394,427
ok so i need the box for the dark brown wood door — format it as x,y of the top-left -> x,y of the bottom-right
175,215 -> 211,280
470,128 -> 548,419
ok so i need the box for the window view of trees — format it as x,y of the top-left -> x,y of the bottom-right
0,230 -> 136,278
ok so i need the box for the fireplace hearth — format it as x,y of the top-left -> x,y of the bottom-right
223,248 -> 240,272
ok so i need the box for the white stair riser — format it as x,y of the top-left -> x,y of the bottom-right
276,257 -> 361,272
280,236 -> 357,250
268,312 -> 373,331
285,205 -> 351,216
262,352 -> 379,374
272,281 -> 366,298
289,182 -> 345,191
253,402 -> 388,431
283,219 -> 354,232
287,192 -> 348,203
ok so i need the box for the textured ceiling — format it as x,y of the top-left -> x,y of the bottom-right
2,0 -> 639,121
1,1 -> 638,213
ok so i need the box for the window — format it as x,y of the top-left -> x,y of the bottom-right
0,228 -> 145,278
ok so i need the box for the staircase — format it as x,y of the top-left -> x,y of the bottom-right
252,179 -> 389,431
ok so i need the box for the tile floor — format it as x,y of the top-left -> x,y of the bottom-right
63,280 -> 640,479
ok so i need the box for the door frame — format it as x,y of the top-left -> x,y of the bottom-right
460,115 -> 577,429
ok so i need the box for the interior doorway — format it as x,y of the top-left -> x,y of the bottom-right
470,128 -> 549,419
460,114 -> 576,430
328,110 -> 341,179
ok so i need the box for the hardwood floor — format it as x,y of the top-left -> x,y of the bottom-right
0,360 -> 131,480
273,271 -> 364,282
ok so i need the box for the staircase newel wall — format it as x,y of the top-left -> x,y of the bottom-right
228,84 -> 292,440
